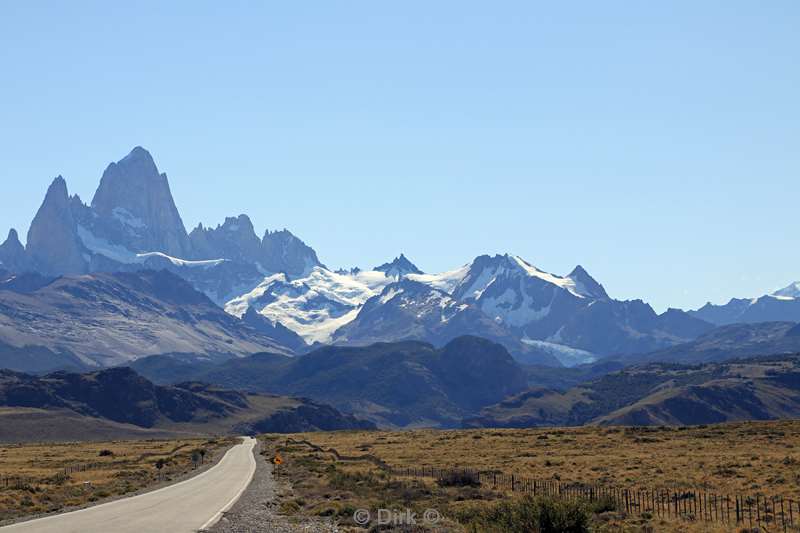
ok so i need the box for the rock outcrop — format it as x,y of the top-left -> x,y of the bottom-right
88,146 -> 192,257
26,177 -> 86,275
0,229 -> 30,272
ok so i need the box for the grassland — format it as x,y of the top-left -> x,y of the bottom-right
0,436 -> 235,523
264,420 -> 800,531
289,420 -> 800,499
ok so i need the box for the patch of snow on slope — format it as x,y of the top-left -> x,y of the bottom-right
380,286 -> 403,304
225,267 -> 395,344
77,225 -> 138,263
480,284 -> 552,326
406,264 -> 470,294
135,252 -> 226,268
512,256 -> 587,298
772,282 -> 800,299
112,207 -> 146,230
78,226 -> 225,269
459,266 -> 500,301
521,338 -> 597,367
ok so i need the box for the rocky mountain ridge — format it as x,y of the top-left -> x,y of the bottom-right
0,269 -> 294,369
464,353 -> 800,428
1,146 -> 716,367
131,336 -> 530,428
690,282 -> 800,326
0,366 -> 375,437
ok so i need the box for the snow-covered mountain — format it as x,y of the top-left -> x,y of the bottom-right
225,267 -> 393,344
773,282 -> 800,299
690,281 -> 800,325
374,254 -> 423,278
227,253 -> 710,365
1,146 -> 714,367
8,147 -> 322,306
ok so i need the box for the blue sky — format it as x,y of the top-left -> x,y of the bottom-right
1,2 -> 798,311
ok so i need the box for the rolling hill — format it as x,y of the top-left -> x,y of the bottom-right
464,353 -> 800,428
132,336 -> 529,428
0,367 -> 373,443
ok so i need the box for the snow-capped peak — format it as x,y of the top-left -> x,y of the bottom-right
772,281 -> 800,299
566,265 -> 609,299
452,254 -> 595,301
224,266 -> 395,344
511,255 -> 589,298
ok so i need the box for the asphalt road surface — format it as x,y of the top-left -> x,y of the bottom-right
1,436 -> 257,533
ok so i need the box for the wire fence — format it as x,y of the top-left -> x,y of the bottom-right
284,437 -> 800,529
393,465 -> 799,530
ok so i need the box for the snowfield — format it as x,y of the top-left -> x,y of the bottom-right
223,254 -> 602,348
225,267 -> 394,344
77,225 -> 226,268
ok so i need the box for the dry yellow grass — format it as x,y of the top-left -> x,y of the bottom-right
290,420 -> 800,500
265,435 -> 767,532
0,437 -> 235,522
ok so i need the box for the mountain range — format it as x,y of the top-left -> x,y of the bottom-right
0,269 -> 294,370
690,283 -> 800,325
130,330 -> 800,430
0,366 -> 374,443
131,336 -> 529,428
1,146 -> 798,374
464,353 -> 800,428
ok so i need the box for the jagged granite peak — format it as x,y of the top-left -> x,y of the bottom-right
567,265 -> 609,299
89,146 -> 191,257
335,266 -> 362,276
0,228 -> 30,273
260,229 -> 323,277
189,214 -> 261,263
374,253 -> 423,278
1,229 -> 23,253
26,176 -> 87,275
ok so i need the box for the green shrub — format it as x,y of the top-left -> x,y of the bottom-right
458,496 -> 590,533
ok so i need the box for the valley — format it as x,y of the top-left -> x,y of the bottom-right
1,147 -> 799,532
4,6 -> 797,531
4,421 -> 799,531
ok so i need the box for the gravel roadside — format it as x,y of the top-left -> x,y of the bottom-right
207,439 -> 340,533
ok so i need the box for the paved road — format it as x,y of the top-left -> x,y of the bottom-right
1,437 -> 257,533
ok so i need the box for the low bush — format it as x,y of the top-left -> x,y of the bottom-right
437,470 -> 481,488
457,496 -> 590,533
587,494 -> 618,514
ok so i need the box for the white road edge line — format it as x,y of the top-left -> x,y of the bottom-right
198,438 -> 257,531
0,436 -> 254,531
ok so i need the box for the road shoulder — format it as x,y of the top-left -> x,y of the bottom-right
208,437 -> 339,533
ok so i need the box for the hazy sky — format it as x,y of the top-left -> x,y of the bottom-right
1,2 -> 798,311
